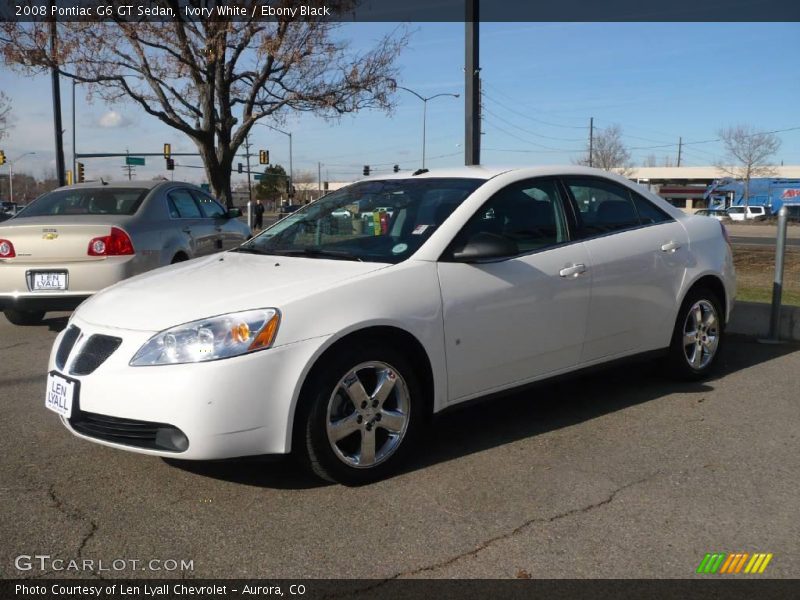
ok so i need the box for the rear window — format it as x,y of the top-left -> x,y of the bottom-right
17,188 -> 148,217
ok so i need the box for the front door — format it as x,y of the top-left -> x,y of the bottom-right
437,178 -> 592,402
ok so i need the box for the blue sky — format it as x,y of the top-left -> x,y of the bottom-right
1,22 -> 799,185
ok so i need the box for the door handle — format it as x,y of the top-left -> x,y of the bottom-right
660,241 -> 682,253
559,263 -> 587,278
215,226 -> 223,232
182,227 -> 192,234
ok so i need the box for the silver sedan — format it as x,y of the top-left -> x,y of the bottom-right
0,181 -> 250,325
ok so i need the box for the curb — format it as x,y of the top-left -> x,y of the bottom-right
727,301 -> 800,342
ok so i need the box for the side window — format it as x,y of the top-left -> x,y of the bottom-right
451,178 -> 569,256
632,193 -> 673,225
566,178 -> 640,237
191,191 -> 227,219
168,190 -> 202,219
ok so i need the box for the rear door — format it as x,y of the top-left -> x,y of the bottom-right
191,190 -> 243,250
166,189 -> 215,256
563,176 -> 688,362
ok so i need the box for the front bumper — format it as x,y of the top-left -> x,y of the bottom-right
0,256 -> 136,312
48,316 -> 329,459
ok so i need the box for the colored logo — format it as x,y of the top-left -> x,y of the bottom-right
781,189 -> 800,199
696,552 -> 773,574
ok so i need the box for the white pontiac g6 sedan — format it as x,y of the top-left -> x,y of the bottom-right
45,166 -> 736,484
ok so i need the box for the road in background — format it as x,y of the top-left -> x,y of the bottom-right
1,313 -> 799,579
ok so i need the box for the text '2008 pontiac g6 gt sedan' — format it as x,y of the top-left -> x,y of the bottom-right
45,166 -> 735,484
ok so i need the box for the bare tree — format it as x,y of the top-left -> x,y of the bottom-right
642,154 -> 657,168
716,125 -> 781,205
0,91 -> 11,141
575,124 -> 633,175
1,2 -> 407,205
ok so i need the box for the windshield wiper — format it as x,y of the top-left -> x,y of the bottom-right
269,248 -> 363,262
231,245 -> 269,255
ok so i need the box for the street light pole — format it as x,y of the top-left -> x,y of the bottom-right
397,87 -> 459,169
257,122 -> 293,188
9,152 -> 36,204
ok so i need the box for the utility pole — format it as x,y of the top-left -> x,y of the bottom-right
318,162 -> 322,195
72,80 -> 77,175
243,134 -> 253,203
588,117 -> 594,168
677,136 -> 683,167
465,0 -> 480,166
49,4 -> 66,186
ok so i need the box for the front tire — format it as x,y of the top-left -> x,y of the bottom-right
666,287 -> 724,380
3,309 -> 46,326
298,342 -> 423,485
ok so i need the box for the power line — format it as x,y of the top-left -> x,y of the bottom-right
481,104 -> 586,142
481,82 -> 590,127
483,117 -> 584,153
481,91 -> 589,130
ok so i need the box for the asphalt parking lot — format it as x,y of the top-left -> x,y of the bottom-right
1,312 -> 798,579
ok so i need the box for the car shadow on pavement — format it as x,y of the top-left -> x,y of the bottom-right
162,455 -> 328,489
166,338 -> 797,488
45,315 -> 70,333
403,337 -> 797,477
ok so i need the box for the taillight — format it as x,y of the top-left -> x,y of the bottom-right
719,221 -> 732,248
87,227 -> 135,256
0,239 -> 15,258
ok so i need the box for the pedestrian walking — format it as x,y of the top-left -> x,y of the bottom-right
254,199 -> 265,230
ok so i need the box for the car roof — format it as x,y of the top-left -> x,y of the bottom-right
55,180 -> 191,192
359,164 -> 648,183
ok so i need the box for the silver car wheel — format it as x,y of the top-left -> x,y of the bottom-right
325,361 -> 410,469
682,300 -> 719,370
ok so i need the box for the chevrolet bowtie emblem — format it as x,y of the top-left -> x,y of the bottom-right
42,232 -> 58,240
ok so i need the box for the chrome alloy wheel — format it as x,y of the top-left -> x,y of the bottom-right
325,361 -> 411,469
682,300 -> 719,370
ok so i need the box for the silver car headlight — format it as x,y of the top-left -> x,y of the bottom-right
130,309 -> 280,366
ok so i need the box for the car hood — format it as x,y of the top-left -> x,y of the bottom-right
76,251 -> 390,332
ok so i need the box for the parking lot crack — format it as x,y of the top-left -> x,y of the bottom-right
387,471 -> 659,580
47,483 -> 100,575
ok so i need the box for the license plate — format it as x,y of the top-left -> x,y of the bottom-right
45,372 -> 75,418
32,272 -> 67,291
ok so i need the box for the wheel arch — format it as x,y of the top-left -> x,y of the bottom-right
288,325 -> 435,453
681,274 -> 728,326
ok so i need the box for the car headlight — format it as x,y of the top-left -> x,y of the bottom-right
130,309 -> 280,366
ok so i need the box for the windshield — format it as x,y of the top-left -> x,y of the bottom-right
16,188 -> 149,218
236,178 -> 484,264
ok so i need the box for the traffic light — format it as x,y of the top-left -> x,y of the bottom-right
0,150 -> 5,165
259,150 -> 269,165
363,165 -> 370,176
77,162 -> 85,182
237,163 -> 243,174
393,164 -> 399,173
66,170 -> 73,185
166,158 -> 175,171
163,143 -> 171,159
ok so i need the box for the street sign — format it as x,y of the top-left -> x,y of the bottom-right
125,156 -> 145,166
253,174 -> 264,181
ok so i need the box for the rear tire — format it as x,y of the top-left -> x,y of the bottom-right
297,341 -> 423,485
3,309 -> 46,326
666,286 -> 724,380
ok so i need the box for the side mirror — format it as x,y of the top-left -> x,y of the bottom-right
226,207 -> 242,219
452,232 -> 518,262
